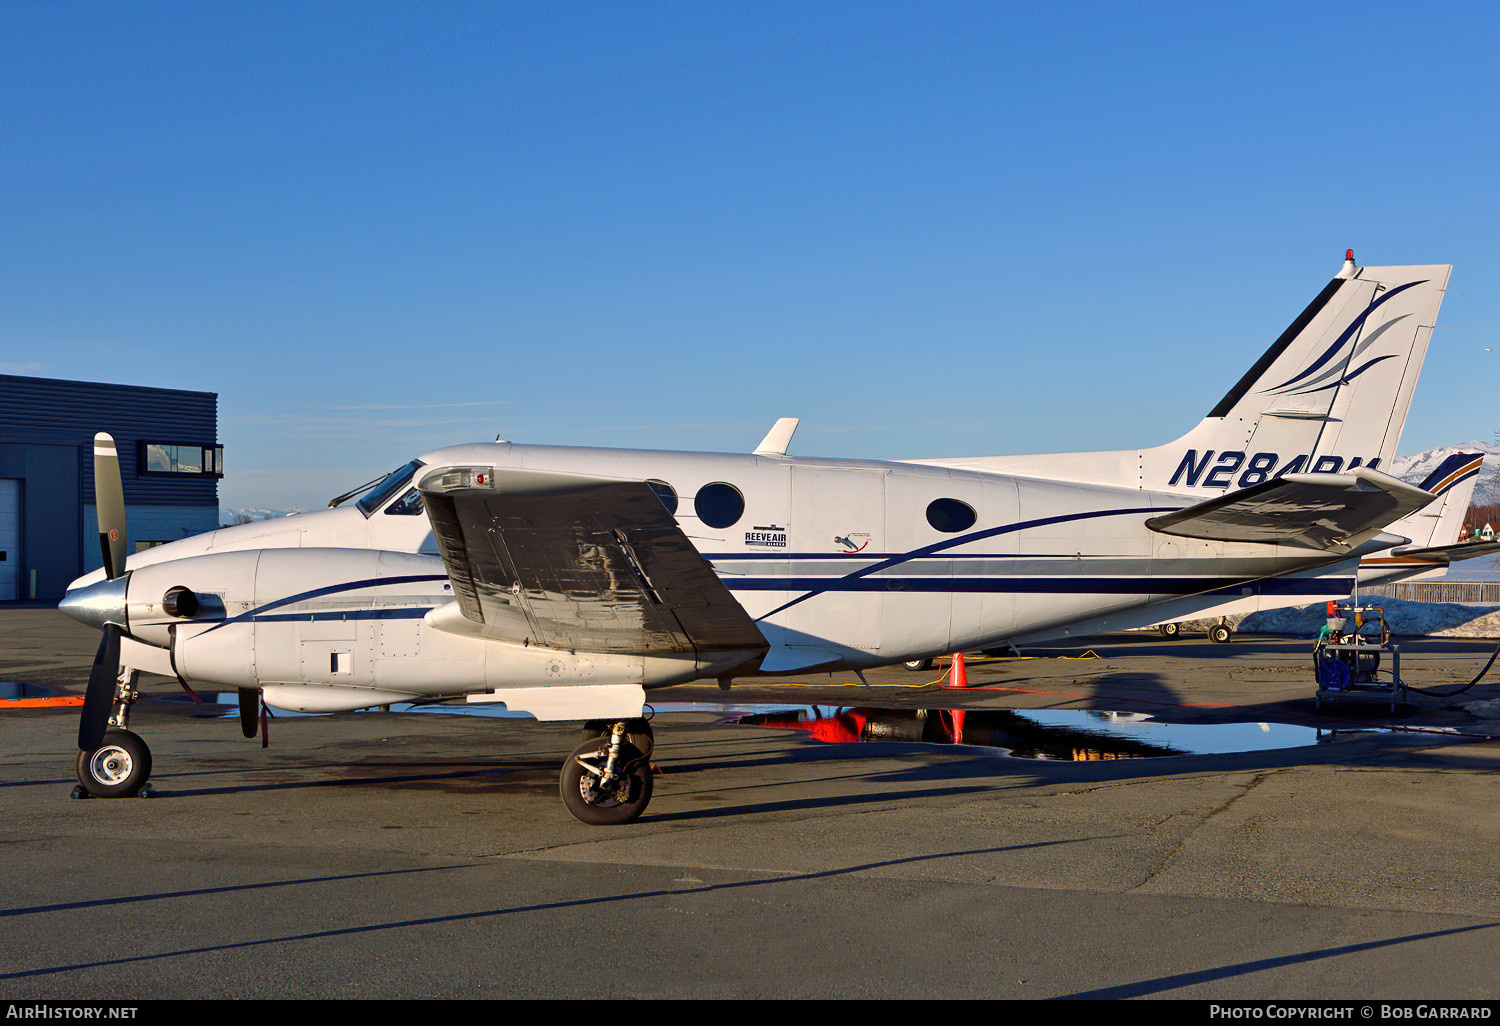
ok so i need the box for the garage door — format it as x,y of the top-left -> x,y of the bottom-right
0,480 -> 19,601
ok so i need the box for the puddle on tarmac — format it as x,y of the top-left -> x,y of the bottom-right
725,706 -> 1370,760
174,693 -> 1367,760
0,682 -> 56,700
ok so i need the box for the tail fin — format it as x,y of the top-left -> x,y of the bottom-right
914,254 -> 1452,492
1146,257 -> 1451,492
1358,452 -> 1489,579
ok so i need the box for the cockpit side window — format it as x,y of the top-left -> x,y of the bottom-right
355,460 -> 425,518
383,487 -> 425,516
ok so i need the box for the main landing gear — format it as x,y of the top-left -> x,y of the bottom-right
1157,619 -> 1235,644
74,669 -> 155,799
561,719 -> 655,825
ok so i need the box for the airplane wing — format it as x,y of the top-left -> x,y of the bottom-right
417,465 -> 769,659
1146,468 -> 1435,552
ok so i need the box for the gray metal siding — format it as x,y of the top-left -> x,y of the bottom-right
0,375 -> 220,600
0,374 -> 218,507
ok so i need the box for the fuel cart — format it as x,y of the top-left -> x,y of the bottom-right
1313,600 -> 1406,712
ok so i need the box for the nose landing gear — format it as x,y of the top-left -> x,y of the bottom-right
76,728 -> 152,798
74,668 -> 155,799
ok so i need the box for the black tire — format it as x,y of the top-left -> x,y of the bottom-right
1209,624 -> 1233,644
902,658 -> 934,672
1158,623 -> 1181,639
560,737 -> 652,826
579,718 -> 654,761
76,729 -> 152,798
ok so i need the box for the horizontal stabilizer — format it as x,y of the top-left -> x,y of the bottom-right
1146,468 -> 1434,551
418,466 -> 768,659
1386,540 -> 1500,565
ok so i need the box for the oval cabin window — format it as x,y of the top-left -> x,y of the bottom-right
694,482 -> 745,529
647,479 -> 678,515
926,498 -> 976,533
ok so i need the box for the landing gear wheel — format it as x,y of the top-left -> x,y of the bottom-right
1208,623 -> 1233,645
580,718 -> 654,761
903,658 -> 934,672
76,729 -> 152,798
560,737 -> 653,826
1158,623 -> 1181,639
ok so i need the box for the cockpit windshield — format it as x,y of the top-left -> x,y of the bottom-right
350,460 -> 425,518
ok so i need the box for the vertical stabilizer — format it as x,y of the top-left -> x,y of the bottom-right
1143,258 -> 1450,493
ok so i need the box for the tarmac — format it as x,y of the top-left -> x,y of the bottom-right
3,607 -> 1500,1000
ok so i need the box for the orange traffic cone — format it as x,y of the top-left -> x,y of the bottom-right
941,651 -> 969,689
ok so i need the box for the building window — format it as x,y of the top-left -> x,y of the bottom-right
139,442 -> 224,477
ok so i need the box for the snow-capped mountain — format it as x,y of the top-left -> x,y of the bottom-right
220,507 -> 308,526
1390,441 -> 1500,506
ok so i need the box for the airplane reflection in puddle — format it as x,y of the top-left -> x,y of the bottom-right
177,693 -> 1361,760
729,706 -> 1344,761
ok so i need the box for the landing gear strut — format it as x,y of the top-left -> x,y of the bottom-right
75,669 -> 154,798
580,717 -> 654,761
560,720 -> 653,825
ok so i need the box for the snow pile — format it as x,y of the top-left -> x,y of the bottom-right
1440,551 -> 1500,583
1238,598 -> 1500,639
1463,699 -> 1500,719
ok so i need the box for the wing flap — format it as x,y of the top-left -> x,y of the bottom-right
419,466 -> 768,658
1147,468 -> 1435,551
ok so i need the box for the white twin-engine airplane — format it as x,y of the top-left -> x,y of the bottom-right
60,253 -> 1487,824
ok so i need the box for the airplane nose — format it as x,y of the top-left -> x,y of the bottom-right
59,575 -> 129,632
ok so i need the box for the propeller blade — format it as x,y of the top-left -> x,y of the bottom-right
238,688 -> 259,739
78,624 -> 121,752
93,433 -> 127,580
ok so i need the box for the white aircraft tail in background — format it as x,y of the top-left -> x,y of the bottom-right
1140,450 -> 1490,642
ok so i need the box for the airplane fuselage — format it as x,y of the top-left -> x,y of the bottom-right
75,441 -> 1378,709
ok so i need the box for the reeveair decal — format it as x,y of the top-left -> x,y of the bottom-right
1167,450 -> 1381,490
745,525 -> 788,548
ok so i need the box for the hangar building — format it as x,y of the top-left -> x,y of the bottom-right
0,374 -> 221,602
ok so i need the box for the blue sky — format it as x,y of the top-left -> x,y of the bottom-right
4,2 -> 1498,509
